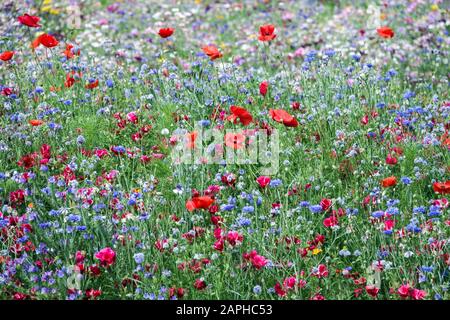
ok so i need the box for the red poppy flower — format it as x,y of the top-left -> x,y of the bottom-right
377,26 -> 394,38
29,119 -> 44,127
224,132 -> 245,149
186,196 -> 214,212
259,80 -> 268,96
227,106 -> 253,126
202,45 -> 222,60
433,181 -> 450,194
64,71 -> 82,88
32,33 -> 59,49
18,14 -> 41,28
381,176 -> 397,188
85,79 -> 99,89
0,51 -> 14,61
185,131 -> 197,149
64,43 -> 80,59
158,28 -> 174,38
258,24 -> 276,42
269,109 -> 299,127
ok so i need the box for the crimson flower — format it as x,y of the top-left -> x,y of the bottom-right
18,14 -> 41,28
320,198 -> 332,211
385,154 -> 398,165
94,247 -> 116,267
158,28 -> 174,38
259,80 -> 268,96
256,176 -> 271,188
323,216 -> 338,228
365,285 -> 380,298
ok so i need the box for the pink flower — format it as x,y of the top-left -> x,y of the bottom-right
361,114 -> 369,125
226,231 -> 243,246
397,284 -> 410,298
251,254 -> 268,270
244,250 -> 268,270
312,264 -> 329,278
95,247 -> 116,267
95,149 -> 109,158
75,251 -> 85,264
311,293 -> 325,300
213,239 -> 224,252
386,154 -> 398,165
410,288 -> 426,300
283,276 -> 296,289
384,219 -> 395,231
126,112 -> 138,124
256,176 -> 271,188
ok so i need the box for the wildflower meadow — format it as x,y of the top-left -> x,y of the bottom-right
0,0 -> 449,301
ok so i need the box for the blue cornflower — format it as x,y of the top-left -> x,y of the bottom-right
401,176 -> 412,185
67,214 -> 81,223
253,285 -> 262,295
242,206 -> 254,213
269,179 -> 282,188
299,201 -> 310,208
134,253 -> 145,264
309,205 -> 323,214
76,135 -> 85,145
421,266 -> 434,273
372,210 -> 384,218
